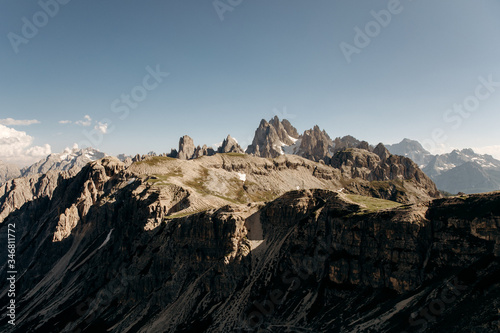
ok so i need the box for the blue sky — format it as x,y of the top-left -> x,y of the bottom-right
1,0 -> 500,165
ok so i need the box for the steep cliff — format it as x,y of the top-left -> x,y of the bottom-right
0,157 -> 498,332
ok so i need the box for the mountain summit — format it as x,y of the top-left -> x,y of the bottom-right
246,116 -> 300,157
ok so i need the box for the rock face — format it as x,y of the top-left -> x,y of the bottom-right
246,117 -> 300,158
332,134 -> 361,152
1,161 -> 499,333
177,135 -> 196,160
217,135 -> 244,154
194,144 -> 216,158
296,125 -> 334,162
0,160 -> 20,185
330,145 -> 441,200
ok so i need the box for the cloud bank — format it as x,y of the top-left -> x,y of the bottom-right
0,124 -> 51,166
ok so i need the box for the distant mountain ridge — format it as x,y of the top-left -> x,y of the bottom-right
385,138 -> 433,167
6,118 -> 497,196
0,160 -> 21,185
386,138 -> 500,194
21,146 -> 107,178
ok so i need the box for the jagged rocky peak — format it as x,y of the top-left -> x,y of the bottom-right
386,138 -> 433,167
331,145 -> 440,199
332,135 -> 361,152
281,118 -> 299,138
246,116 -> 300,158
356,140 -> 371,151
217,135 -> 244,154
177,135 -> 196,160
20,146 -> 106,178
269,115 -> 299,145
194,144 -> 215,159
296,125 -> 334,162
373,142 -> 391,161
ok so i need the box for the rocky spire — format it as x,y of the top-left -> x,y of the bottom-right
296,125 -> 334,162
177,135 -> 195,160
218,135 -> 244,154
246,117 -> 300,158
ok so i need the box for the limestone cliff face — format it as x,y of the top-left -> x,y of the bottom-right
331,146 -> 441,201
1,156 -> 499,333
246,117 -> 300,158
217,135 -> 244,154
177,135 -> 196,160
296,125 -> 334,162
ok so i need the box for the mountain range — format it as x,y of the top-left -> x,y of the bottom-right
386,139 -> 500,194
1,117 -> 500,331
2,118 -> 498,196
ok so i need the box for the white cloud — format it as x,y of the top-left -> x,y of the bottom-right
75,115 -> 92,126
0,118 -> 40,126
0,124 -> 51,166
59,120 -> 72,124
26,144 -> 51,157
472,145 -> 500,160
95,122 -> 108,134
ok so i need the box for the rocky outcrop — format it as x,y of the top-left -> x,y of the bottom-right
177,135 -> 196,160
246,117 -> 299,158
174,135 -> 243,160
332,135 -> 361,152
373,142 -> 391,161
331,146 -> 441,200
296,125 -> 334,162
194,144 -> 216,159
1,177 -> 499,332
217,135 -> 244,154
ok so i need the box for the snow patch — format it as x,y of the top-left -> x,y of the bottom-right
282,138 -> 302,155
237,173 -> 246,182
